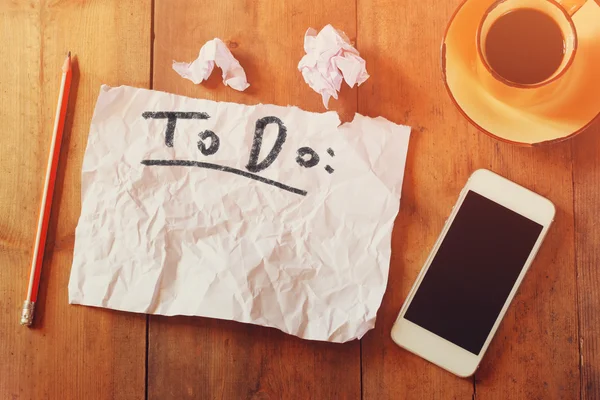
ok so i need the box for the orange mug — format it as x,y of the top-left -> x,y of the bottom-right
443,0 -> 600,144
477,0 -> 594,106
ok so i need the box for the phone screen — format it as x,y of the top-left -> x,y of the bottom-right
404,190 -> 543,355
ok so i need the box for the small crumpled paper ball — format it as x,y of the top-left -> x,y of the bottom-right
298,24 -> 370,109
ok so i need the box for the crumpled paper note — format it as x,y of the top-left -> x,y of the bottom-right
68,85 -> 410,343
173,38 -> 249,91
298,24 -> 370,109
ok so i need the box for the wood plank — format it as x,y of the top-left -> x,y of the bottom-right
471,141 -> 579,400
472,4 -> 600,399
148,1 -> 360,399
357,0 -> 475,398
572,7 -> 600,397
573,122 -> 600,400
359,0 -> 579,398
0,1 -> 151,399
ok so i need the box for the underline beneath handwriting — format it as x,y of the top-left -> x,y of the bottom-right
141,159 -> 307,196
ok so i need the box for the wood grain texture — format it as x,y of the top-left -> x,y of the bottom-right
1,0 -> 598,399
357,0 -> 475,398
148,1 -> 360,399
0,1 -> 151,399
573,122 -> 600,400
472,135 -> 579,400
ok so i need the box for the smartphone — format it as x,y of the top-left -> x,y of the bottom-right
391,169 -> 555,377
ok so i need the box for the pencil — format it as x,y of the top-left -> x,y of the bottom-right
21,52 -> 72,326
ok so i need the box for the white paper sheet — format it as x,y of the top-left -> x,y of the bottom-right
69,85 -> 410,342
173,38 -> 249,91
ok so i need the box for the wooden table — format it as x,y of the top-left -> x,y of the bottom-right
1,1 -> 598,399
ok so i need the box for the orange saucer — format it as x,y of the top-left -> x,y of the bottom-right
443,0 -> 600,145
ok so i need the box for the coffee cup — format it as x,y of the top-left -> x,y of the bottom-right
476,0 -> 596,106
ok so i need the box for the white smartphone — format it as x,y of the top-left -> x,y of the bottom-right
391,169 -> 555,377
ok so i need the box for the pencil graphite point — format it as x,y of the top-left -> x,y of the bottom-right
62,52 -> 72,72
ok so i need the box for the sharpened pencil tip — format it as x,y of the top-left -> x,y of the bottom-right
62,52 -> 72,72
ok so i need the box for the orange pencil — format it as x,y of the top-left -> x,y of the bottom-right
21,52 -> 72,326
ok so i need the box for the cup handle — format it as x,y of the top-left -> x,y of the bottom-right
557,0 -> 587,15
